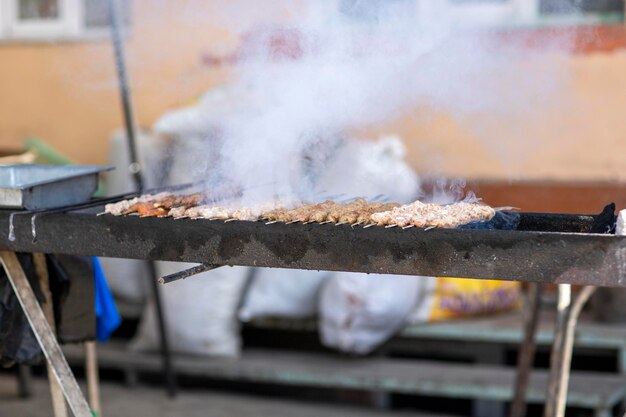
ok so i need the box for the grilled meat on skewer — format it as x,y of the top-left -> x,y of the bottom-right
309,201 -> 338,223
279,206 -> 310,223
105,192 -> 172,216
370,201 -> 495,228
134,202 -> 169,217
292,200 -> 336,223
327,198 -> 368,223
185,205 -> 232,220
260,201 -> 327,223
168,206 -> 188,218
354,202 -> 400,225
154,193 -> 203,210
231,202 -> 285,221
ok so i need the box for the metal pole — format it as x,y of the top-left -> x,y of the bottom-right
544,284 -> 571,417
85,341 -> 102,417
159,263 -> 223,285
509,283 -> 543,417
107,0 -> 177,397
543,285 -> 596,417
107,0 -> 142,191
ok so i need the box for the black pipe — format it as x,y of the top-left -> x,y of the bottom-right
107,0 -> 142,192
107,0 -> 177,398
159,263 -> 223,285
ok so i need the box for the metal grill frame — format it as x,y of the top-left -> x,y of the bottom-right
0,207 -> 624,287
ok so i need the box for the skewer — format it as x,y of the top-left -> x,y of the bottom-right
363,224 -> 376,228
224,219 -> 237,223
424,226 -> 436,231
265,221 -> 278,225
385,224 -> 397,229
159,263 -> 223,285
402,225 -> 414,230
286,220 -> 300,224
96,211 -> 107,216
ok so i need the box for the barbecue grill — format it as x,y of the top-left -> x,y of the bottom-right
0,191 -> 622,417
0,201 -> 620,286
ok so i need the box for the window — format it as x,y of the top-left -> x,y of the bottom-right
339,0 -> 417,23
540,0 -> 624,15
337,0 -> 536,27
19,0 -> 60,20
441,0 -> 624,26
436,0 -> 539,26
0,0 -> 131,41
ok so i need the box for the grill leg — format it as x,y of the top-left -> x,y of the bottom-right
543,285 -> 596,417
85,341 -> 102,417
0,251 -> 92,417
509,283 -> 543,417
33,253 -> 69,417
147,261 -> 177,397
16,365 -> 32,398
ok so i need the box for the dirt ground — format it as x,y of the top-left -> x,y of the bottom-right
0,373 -> 426,417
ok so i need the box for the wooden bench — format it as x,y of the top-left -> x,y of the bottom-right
63,343 -> 625,417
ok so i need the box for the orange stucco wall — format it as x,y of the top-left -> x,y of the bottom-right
0,0 -> 236,164
389,50 -> 626,182
1,1 -> 625,182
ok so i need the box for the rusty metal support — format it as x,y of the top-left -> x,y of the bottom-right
159,263 -> 224,285
509,283 -> 544,417
543,285 -> 597,417
0,251 -> 92,417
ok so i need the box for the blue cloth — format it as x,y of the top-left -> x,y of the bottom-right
93,257 -> 121,341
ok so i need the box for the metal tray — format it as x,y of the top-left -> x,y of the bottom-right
0,165 -> 113,210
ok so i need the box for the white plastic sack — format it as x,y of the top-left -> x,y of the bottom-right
100,130 -> 168,304
313,135 -> 419,204
153,83 -> 257,138
318,272 -> 422,354
405,277 -> 438,325
130,262 -> 250,357
239,268 -> 330,321
616,209 -> 626,235
98,257 -> 151,305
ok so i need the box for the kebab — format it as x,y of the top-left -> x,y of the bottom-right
106,192 -> 496,229
104,192 -> 172,216
325,198 -> 369,224
370,201 -> 496,229
184,205 -> 232,220
262,201 -> 333,223
352,202 -> 401,225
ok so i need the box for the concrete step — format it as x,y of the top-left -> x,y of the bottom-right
0,373 -> 452,417
63,343 -> 626,415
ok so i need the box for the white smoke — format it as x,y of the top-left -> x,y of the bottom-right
165,0 -> 576,204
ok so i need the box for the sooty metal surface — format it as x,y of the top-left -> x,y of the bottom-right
0,206 -> 624,287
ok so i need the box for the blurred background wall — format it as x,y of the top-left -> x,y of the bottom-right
0,0 -> 625,183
